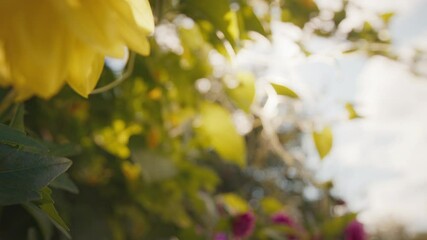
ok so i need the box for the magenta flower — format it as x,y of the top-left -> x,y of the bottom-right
213,232 -> 228,240
232,212 -> 256,239
344,220 -> 366,240
271,213 -> 294,225
271,213 -> 299,240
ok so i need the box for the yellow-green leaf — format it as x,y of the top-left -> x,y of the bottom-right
271,83 -> 299,99
381,12 -> 394,24
237,3 -> 267,39
225,72 -> 256,113
260,197 -> 283,215
345,103 -> 362,120
183,0 -> 239,47
195,102 -> 246,167
313,127 -> 333,159
219,193 -> 249,215
36,187 -> 70,238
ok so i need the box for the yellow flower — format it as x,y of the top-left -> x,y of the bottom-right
0,0 -> 154,100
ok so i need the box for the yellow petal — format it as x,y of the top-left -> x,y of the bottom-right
126,0 -> 155,34
109,0 -> 154,55
51,0 -> 125,58
0,42 -> 11,86
3,2 -> 68,99
66,40 -> 105,98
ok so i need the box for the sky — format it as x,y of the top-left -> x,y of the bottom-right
235,0 -> 427,234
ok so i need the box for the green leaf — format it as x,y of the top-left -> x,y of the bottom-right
237,2 -> 267,38
260,197 -> 283,215
225,72 -> 256,113
0,123 -> 48,153
23,203 -> 54,240
312,127 -> 333,159
381,12 -> 394,24
345,103 -> 362,120
9,104 -> 26,132
271,83 -> 299,99
37,188 -> 70,237
131,150 -> 177,183
321,213 -> 356,239
49,173 -> 79,194
0,126 -> 72,205
342,47 -> 359,54
195,102 -> 246,167
47,143 -> 81,158
24,188 -> 71,239
183,0 -> 239,47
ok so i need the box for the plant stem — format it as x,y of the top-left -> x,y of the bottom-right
0,89 -> 16,117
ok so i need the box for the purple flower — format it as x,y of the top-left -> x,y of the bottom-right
232,212 -> 256,239
344,220 -> 366,240
271,213 -> 294,225
271,213 -> 299,240
213,232 -> 228,240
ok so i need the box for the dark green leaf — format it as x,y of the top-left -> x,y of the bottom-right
0,143 -> 71,205
49,173 -> 79,194
0,123 -> 48,153
47,143 -> 81,157
9,104 -> 26,132
23,203 -> 54,240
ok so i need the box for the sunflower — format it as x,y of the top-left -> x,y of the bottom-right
0,0 -> 154,100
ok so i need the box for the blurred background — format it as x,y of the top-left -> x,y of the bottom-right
234,0 -> 427,234
1,0 -> 427,239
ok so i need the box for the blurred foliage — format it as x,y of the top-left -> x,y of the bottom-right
0,0 -> 410,239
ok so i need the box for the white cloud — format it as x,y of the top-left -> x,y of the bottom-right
327,56 -> 427,233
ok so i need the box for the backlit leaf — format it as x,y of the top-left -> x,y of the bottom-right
345,103 -> 362,120
182,0 -> 239,47
271,83 -> 299,99
225,72 -> 256,113
219,193 -> 249,215
312,127 -> 333,159
195,102 -> 246,167
237,2 -> 267,38
261,197 -> 283,215
321,213 -> 357,239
